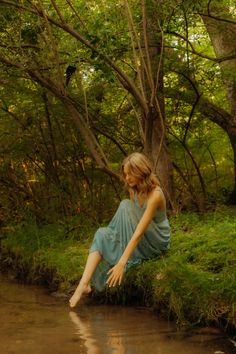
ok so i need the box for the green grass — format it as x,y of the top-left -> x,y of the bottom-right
0,216 -> 96,289
1,206 -> 236,329
123,205 -> 236,328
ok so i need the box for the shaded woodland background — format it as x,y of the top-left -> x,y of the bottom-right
0,0 -> 235,226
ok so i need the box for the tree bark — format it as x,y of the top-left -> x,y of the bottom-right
139,0 -> 174,204
201,4 -> 236,203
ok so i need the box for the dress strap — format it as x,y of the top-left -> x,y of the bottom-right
154,186 -> 163,193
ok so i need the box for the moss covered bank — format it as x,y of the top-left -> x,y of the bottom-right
0,206 -> 236,331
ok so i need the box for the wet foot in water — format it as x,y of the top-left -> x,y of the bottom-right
69,283 -> 92,308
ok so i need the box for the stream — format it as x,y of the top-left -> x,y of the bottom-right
0,274 -> 235,354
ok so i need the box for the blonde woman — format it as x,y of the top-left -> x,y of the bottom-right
69,152 -> 171,308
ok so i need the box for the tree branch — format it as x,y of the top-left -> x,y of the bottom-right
198,12 -> 236,26
167,31 -> 236,63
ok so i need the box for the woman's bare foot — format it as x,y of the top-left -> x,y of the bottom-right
69,283 -> 92,308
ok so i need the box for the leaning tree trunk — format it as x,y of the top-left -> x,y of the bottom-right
202,4 -> 236,203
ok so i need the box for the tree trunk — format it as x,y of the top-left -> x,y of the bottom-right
228,127 -> 236,203
201,4 -> 236,203
140,0 -> 174,204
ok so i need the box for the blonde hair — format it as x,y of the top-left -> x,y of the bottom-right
121,152 -> 160,195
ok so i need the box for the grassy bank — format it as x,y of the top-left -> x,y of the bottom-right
0,206 -> 236,330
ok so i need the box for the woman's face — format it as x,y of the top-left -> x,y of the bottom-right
123,164 -> 140,187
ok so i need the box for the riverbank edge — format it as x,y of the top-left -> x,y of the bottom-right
0,206 -> 236,334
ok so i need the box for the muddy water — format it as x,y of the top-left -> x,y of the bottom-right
0,275 -> 234,354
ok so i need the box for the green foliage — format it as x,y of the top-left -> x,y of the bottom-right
152,207 -> 236,326
0,0 -> 235,224
168,114 -> 234,207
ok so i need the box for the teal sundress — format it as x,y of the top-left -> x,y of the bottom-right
89,189 -> 171,291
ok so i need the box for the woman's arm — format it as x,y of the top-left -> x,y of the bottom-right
107,190 -> 163,287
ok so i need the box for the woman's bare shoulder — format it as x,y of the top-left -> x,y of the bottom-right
148,187 -> 166,208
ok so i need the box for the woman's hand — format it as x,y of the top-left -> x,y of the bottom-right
106,262 -> 125,287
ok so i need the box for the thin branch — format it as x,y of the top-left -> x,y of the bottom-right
198,12 -> 236,26
65,0 -> 88,30
26,153 -> 49,178
0,42 -> 40,50
124,0 -> 148,108
206,144 -> 218,191
172,161 -> 189,188
153,96 -> 166,171
127,97 -> 145,143
169,130 -> 207,197
37,0 -> 65,92
1,106 -> 25,129
151,19 -> 164,106
141,0 -> 155,94
183,10 -> 190,69
173,68 -> 202,144
51,0 -> 66,24
93,126 -> 127,156
173,69 -> 201,97
183,93 -> 201,144
152,21 -> 166,171
167,31 -> 236,63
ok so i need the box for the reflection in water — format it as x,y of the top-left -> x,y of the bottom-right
69,312 -> 101,354
69,311 -> 126,354
68,306 -> 234,354
0,275 -> 234,354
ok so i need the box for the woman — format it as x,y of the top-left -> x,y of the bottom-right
69,152 -> 171,308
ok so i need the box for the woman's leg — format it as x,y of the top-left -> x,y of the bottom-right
69,250 -> 102,308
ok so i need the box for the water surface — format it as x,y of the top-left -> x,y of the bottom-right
0,275 -> 234,354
